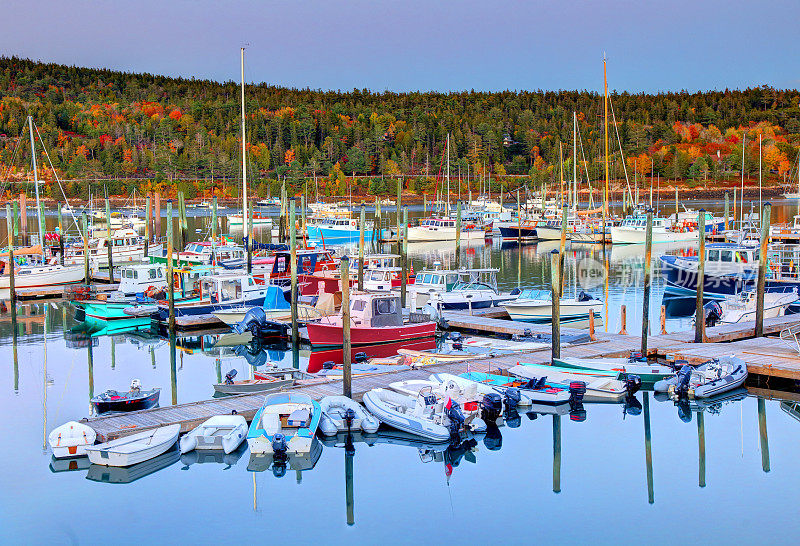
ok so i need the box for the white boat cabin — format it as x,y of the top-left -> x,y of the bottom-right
418,218 -> 456,229
118,263 -> 168,295
363,267 -> 402,292
199,273 -> 267,304
348,293 -> 403,327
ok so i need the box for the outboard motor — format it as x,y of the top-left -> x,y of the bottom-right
503,387 -> 522,411
703,301 -> 723,328
344,432 -> 355,456
445,399 -> 466,436
569,404 -> 587,422
504,407 -> 521,428
343,408 -> 357,431
271,432 -> 288,456
568,381 -> 587,405
480,393 -> 503,423
450,332 -> 463,351
677,399 -> 692,423
623,395 -> 642,417
629,351 -> 645,362
224,369 -> 238,385
625,375 -> 642,397
354,352 -> 368,364
577,290 -> 593,302
670,365 -> 694,399
271,459 -> 287,478
235,307 -> 268,336
322,361 -> 335,370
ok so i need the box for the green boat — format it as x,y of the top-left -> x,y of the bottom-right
552,357 -> 674,384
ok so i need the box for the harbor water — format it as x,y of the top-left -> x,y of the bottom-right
2,198 -> 800,543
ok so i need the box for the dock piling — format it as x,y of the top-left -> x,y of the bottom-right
552,415 -> 561,494
550,250 -> 561,359
211,196 -> 218,243
619,305 -> 628,335
290,199 -> 299,348
455,201 -> 462,270
641,209 -> 653,354
757,398 -> 770,473
57,203 -> 64,265
697,411 -> 706,488
82,213 -> 90,285
644,392 -> 654,504
144,196 -> 151,257
724,192 -> 730,231
154,192 -> 161,243
105,197 -> 114,283
166,201 -> 175,332
6,205 -> 17,311
358,204 -> 365,291
755,202 -> 771,337
694,209 -> 706,343
341,256 -> 352,398
660,305 -> 667,335
396,179 -> 402,245
401,206 -> 408,308
588,309 -> 596,341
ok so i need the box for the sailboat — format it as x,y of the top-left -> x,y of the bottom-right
783,155 -> 800,199
0,116 -> 85,289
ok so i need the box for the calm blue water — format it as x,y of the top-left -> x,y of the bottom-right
2,200 -> 800,543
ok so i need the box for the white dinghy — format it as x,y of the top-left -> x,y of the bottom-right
85,424 -> 180,467
180,414 -> 248,454
48,421 -> 97,459
362,388 -> 452,441
319,396 -> 380,436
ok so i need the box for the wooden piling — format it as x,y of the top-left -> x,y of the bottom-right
755,202 -> 771,337
559,202 -> 567,294
345,441 -> 355,526
211,196 -> 218,243
619,305 -> 628,335
82,213 -> 90,284
757,398 -> 770,473
105,197 -> 114,283
455,201 -> 462,270
733,188 -> 737,228
166,201 -> 175,332
644,392 -> 654,504
401,206 -> 408,308
396,179 -> 402,245
11,201 -> 19,246
290,199 -> 299,347
697,411 -> 706,488
341,256 -> 352,398
694,210 -> 706,343
358,204 -> 365,291
6,205 -> 17,311
724,192 -> 730,231
660,305 -> 667,335
550,250 -> 561,359
20,193 -> 27,244
641,209 -> 653,354
588,309 -> 596,341
57,203 -> 64,265
552,415 -> 561,494
154,192 -> 161,243
517,189 -> 522,247
144,196 -> 151,257
247,201 -> 253,274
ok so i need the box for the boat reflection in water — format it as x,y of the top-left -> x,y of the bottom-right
307,337 -> 435,372
247,437 -> 323,480
180,443 -> 247,470
86,445 -> 180,484
49,456 -> 92,474
654,387 -> 748,423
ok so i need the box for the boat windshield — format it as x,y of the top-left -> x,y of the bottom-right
518,288 -> 552,300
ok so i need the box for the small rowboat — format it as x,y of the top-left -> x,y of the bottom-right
48,421 -> 97,458
85,424 -> 180,467
91,379 -> 160,414
509,363 -> 639,402
180,415 -> 248,454
213,377 -> 294,395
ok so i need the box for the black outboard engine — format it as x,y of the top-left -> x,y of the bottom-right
450,332 -> 463,351
445,399 -> 466,436
672,365 -> 693,398
224,369 -> 238,385
677,399 -> 692,423
344,432 -> 355,456
354,352 -> 367,364
235,307 -> 268,336
271,459 -> 287,478
568,381 -> 587,404
623,395 -> 642,417
569,405 -> 587,422
625,375 -> 642,397
577,291 -> 592,302
703,301 -> 723,328
322,361 -> 335,370
344,408 -> 357,431
504,407 -> 521,428
503,387 -> 521,411
480,393 -> 503,423
271,432 -> 288,457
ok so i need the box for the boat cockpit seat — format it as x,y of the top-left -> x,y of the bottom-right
287,408 -> 310,428
261,412 -> 282,435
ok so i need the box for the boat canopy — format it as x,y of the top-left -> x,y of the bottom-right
263,285 -> 290,311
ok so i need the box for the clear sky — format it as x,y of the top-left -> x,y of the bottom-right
2,0 -> 798,93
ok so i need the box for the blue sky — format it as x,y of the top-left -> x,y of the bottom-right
2,0 -> 798,93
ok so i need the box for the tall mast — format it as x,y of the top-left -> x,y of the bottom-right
446,133 -> 450,215
559,141 -> 564,213
573,111 -> 578,212
758,133 -> 762,215
28,116 -> 44,255
740,134 -> 746,226
240,47 -> 248,236
603,55 -> 609,231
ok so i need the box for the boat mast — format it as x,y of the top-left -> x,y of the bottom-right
573,111 -> 578,213
240,47 -> 249,239
603,55 -> 609,233
740,133 -> 746,227
446,133 -> 450,215
758,133 -> 762,218
28,116 -> 45,256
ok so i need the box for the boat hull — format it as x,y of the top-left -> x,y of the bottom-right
611,226 -> 699,244
306,321 -> 436,348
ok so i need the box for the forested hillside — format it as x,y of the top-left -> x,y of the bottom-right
1,56 -> 798,199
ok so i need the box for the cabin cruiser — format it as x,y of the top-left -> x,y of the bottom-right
63,228 -> 157,267
533,217 -> 583,241
660,243 -> 759,299
611,214 -> 707,244
409,268 -> 511,311
501,288 -> 603,326
156,273 -> 268,319
306,216 -> 372,243
0,245 -> 85,289
407,217 -> 485,242
151,241 -> 245,268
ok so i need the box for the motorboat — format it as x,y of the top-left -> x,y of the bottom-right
0,246 -> 85,289
553,355 -> 674,384
306,292 -> 436,349
407,217 -> 485,242
362,388 -> 452,441
48,421 -> 97,459
91,379 -> 160,413
714,289 -> 798,324
654,357 -> 747,399
155,273 -> 268,320
247,392 -> 322,456
211,285 -> 323,325
63,228 -> 157,267
611,214 -> 702,244
213,368 -> 294,395
85,424 -> 180,467
318,396 -> 380,435
660,243 -> 759,299
509,363 -> 640,402
452,371 -> 575,406
501,289 -> 603,326
179,414 -> 248,454
387,378 -> 488,432
424,268 -> 515,311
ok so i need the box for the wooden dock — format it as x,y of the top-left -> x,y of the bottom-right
441,310 -> 591,343
15,283 -> 119,300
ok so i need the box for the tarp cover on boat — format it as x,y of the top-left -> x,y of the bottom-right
264,285 -> 291,310
0,244 -> 44,257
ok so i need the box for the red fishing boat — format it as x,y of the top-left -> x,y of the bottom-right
306,292 -> 436,350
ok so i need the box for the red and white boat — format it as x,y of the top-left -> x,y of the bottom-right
306,292 -> 436,350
